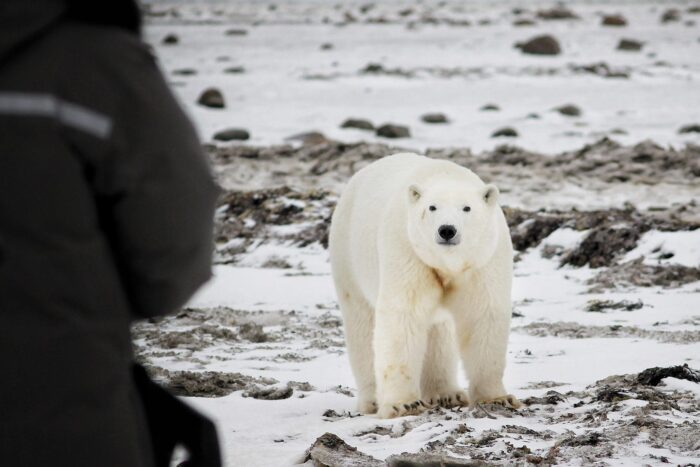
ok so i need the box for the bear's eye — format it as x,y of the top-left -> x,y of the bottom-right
463,206 -> 471,212
428,205 -> 437,212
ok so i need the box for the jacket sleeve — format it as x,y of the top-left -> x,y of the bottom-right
93,36 -> 220,319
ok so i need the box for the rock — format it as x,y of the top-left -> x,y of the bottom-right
376,124 -> 410,138
223,66 -> 245,74
585,299 -> 644,312
481,103 -> 500,111
516,35 -> 561,55
160,369 -> 276,397
238,322 -> 267,342
172,68 -> 197,76
570,62 -> 629,79
536,7 -> 579,20
524,390 -> 567,405
679,123 -> 700,134
243,385 -> 293,400
387,453 -> 487,466
602,14 -> 627,26
555,104 -> 582,117
303,433 -> 384,467
560,432 -> 605,447
197,88 -> 225,109
341,118 -> 374,130
617,39 -> 644,51
225,28 -> 248,36
492,127 -> 518,138
161,33 -> 179,45
362,62 -> 384,73
511,216 -> 563,251
561,225 -> 642,268
213,128 -> 250,142
637,364 -> 700,386
661,9 -> 681,23
284,131 -> 330,145
513,18 -> 536,26
320,42 -> 334,50
421,112 -> 449,124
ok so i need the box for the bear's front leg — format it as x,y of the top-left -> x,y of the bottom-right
373,304 -> 431,419
460,307 -> 521,409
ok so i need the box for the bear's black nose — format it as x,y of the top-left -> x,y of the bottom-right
438,225 -> 457,241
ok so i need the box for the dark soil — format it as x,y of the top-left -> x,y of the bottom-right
637,364 -> 700,386
147,367 -> 278,397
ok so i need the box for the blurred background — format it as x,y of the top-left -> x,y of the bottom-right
133,1 -> 700,466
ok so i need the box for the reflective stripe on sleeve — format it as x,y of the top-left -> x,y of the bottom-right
0,92 -> 113,139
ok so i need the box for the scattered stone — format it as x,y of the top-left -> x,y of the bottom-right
197,88 -> 225,108
480,103 -> 500,111
559,431 -> 605,447
223,66 -> 245,74
243,385 -> 293,400
172,68 -> 197,76
585,299 -> 644,312
161,33 -> 179,45
555,104 -> 582,117
341,118 -> 374,130
679,124 -> 700,134
320,42 -> 334,50
156,369 -> 276,397
510,216 -> 564,251
661,9 -> 681,23
513,18 -> 536,26
517,321 -> 700,344
303,433 -> 384,467
492,127 -> 518,138
561,225 -> 640,268
225,28 -> 248,36
285,131 -> 330,145
376,124 -> 410,138
570,62 -> 630,78
421,113 -> 449,124
213,128 -> 250,142
536,7 -> 579,20
590,258 -> 700,291
239,322 -> 268,342
516,35 -> 561,55
617,39 -> 643,51
387,453 -> 487,466
524,390 -> 567,405
602,14 -> 627,26
637,364 -> 700,386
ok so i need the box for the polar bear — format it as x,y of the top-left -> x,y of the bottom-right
329,153 -> 520,419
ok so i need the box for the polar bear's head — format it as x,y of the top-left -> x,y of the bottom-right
406,177 -> 502,275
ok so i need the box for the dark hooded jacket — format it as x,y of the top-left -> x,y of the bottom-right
0,1 -> 221,466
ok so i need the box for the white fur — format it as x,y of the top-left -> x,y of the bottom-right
329,153 -> 520,418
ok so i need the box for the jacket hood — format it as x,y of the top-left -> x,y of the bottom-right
0,0 -> 141,63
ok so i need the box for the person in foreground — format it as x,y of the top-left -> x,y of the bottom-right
0,0 -> 221,465
330,153 -> 521,418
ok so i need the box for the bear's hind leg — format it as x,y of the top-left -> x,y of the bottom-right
338,291 -> 377,414
420,319 -> 469,408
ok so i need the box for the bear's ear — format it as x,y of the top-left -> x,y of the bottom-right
408,184 -> 422,203
483,184 -> 499,205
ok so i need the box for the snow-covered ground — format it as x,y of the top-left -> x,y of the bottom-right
144,0 -> 700,153
135,1 -> 700,465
